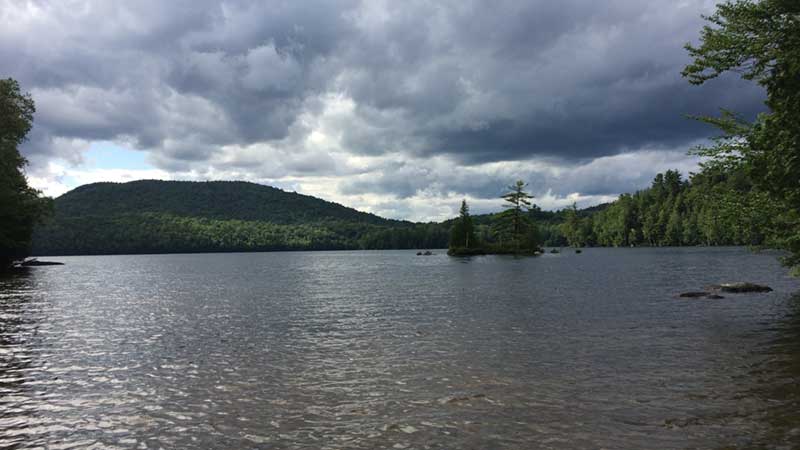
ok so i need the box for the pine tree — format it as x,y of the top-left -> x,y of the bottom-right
459,199 -> 475,248
449,199 -> 477,249
497,180 -> 537,253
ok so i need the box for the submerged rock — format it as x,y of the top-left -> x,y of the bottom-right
678,291 -> 726,299
713,282 -> 773,293
20,259 -> 64,266
575,249 -> 582,254
679,282 -> 772,298
437,393 -> 487,405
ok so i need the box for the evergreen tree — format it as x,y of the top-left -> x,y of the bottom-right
449,199 -> 477,249
496,180 -> 538,253
0,78 -> 50,269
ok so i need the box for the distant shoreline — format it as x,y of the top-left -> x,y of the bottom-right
30,245 -> 770,259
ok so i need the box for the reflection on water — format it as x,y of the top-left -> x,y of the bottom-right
0,248 -> 799,449
0,270 -> 40,446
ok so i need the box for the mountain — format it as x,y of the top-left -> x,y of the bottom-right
52,180 -> 402,226
31,180 -> 450,255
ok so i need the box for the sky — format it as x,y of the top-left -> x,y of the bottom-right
4,0 -> 765,221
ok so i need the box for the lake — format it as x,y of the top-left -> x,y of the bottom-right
1,247 -> 799,449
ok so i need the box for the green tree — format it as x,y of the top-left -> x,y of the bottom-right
0,78 -> 50,269
683,0 -> 800,273
449,199 -> 477,249
496,180 -> 538,253
664,197 -> 684,246
561,202 -> 585,247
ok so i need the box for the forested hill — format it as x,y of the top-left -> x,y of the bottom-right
31,180 -> 449,255
53,180 -> 398,226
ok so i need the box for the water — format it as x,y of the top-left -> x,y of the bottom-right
1,247 -> 799,449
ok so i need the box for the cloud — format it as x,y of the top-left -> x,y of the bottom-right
5,0 -> 766,220
26,162 -> 173,198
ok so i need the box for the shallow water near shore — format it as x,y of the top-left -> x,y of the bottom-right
1,247 -> 800,449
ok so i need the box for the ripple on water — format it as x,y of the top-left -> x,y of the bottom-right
1,248 -> 799,449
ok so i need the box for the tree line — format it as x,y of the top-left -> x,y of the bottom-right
559,168 -> 774,248
32,213 -> 451,255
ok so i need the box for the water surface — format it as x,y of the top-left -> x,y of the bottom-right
1,248 -> 799,449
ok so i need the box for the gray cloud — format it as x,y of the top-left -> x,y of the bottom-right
2,0 -> 766,217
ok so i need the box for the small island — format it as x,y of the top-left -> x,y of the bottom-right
448,181 -> 543,256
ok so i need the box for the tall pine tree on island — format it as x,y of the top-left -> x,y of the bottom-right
448,199 -> 478,253
0,78 -> 51,270
683,0 -> 800,274
495,180 -> 541,254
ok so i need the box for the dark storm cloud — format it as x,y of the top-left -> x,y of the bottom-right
2,0 -> 766,205
423,75 -> 763,162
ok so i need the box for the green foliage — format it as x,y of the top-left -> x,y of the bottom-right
683,0 -> 800,273
0,78 -> 51,269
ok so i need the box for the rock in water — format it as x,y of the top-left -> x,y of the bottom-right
20,259 -> 64,266
709,282 -> 773,293
678,291 -> 726,299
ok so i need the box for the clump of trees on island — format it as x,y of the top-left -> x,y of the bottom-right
448,181 -> 542,256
